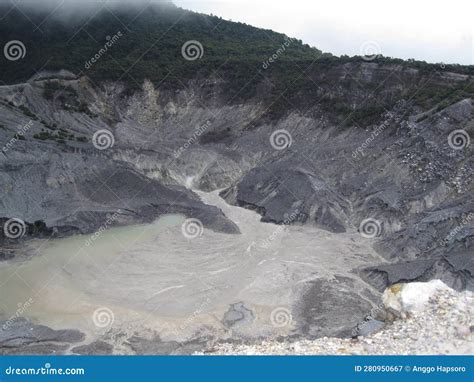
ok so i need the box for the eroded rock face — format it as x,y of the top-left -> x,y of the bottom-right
0,76 -> 247,245
1,158 -> 239,239
359,253 -> 474,292
220,160 -> 349,232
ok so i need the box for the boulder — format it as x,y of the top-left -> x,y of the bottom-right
382,280 -> 451,318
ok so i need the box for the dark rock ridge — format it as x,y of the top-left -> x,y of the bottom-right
360,253 -> 474,292
0,318 -> 84,355
71,341 -> 114,355
0,318 -> 208,355
220,160 -> 350,233
0,155 -> 240,242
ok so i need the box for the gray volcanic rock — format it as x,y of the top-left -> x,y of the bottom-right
356,319 -> 385,337
297,277 -> 374,338
0,250 -> 14,261
0,157 -> 240,240
0,145 -> 240,242
125,334 -> 211,355
0,318 -> 85,355
221,158 -> 349,232
126,335 -> 181,355
375,195 -> 474,261
0,343 -> 71,355
360,254 -> 474,292
0,77 -> 241,242
71,340 -> 114,355
222,302 -> 255,328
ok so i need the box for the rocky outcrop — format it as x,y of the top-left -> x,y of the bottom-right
296,277 -> 374,338
359,254 -> 474,292
0,77 -> 243,244
0,318 -> 84,355
220,159 -> 349,232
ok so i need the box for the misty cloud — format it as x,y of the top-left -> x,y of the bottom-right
1,0 -> 171,8
0,0 -> 174,25
0,0 -> 173,15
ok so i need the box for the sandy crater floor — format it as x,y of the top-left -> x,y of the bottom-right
0,191 -> 384,347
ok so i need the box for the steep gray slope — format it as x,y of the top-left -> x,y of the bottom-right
222,98 -> 473,289
0,75 -> 241,241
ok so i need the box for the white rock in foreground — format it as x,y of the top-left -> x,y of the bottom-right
382,280 -> 451,318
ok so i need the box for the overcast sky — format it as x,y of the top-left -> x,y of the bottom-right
174,0 -> 473,65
